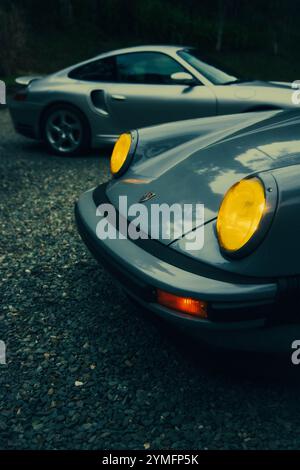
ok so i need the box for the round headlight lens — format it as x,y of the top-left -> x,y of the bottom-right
217,178 -> 266,253
110,133 -> 132,176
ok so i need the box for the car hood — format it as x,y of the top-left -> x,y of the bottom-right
106,110 -> 300,245
234,80 -> 291,89
220,81 -> 293,106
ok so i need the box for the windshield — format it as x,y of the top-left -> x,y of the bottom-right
178,49 -> 240,85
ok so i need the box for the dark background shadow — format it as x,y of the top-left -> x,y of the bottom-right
1,0 -> 300,87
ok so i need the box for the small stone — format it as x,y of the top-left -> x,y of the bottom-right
75,381 -> 84,387
32,421 -> 43,431
82,423 -> 93,430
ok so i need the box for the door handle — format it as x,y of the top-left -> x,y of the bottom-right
111,94 -> 126,101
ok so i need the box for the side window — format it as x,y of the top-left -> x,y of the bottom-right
69,57 -> 116,82
116,52 -> 187,85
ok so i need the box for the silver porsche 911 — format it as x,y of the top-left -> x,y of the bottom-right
9,45 -> 295,156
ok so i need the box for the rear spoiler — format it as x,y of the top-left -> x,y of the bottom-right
15,75 -> 44,86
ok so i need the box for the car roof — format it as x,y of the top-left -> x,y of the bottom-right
94,44 -> 189,59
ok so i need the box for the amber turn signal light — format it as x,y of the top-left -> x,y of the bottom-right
157,289 -> 207,319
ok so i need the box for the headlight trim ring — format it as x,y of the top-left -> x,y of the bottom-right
110,130 -> 138,178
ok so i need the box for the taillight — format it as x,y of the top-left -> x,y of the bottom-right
13,90 -> 27,102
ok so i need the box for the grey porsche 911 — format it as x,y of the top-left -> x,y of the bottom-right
9,45 -> 295,156
76,109 -> 300,352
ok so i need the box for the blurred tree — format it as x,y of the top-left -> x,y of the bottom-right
59,0 -> 74,26
216,0 -> 225,51
0,2 -> 28,76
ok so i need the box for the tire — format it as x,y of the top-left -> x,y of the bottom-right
41,104 -> 90,156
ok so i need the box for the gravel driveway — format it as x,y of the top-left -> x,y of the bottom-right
1,108 -> 300,450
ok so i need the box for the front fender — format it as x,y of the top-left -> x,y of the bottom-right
172,163 -> 300,278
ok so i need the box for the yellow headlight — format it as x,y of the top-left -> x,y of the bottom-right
110,133 -> 132,176
217,178 -> 266,252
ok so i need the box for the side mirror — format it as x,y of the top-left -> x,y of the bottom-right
171,72 -> 197,85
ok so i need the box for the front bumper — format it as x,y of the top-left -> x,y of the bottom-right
75,184 -> 300,352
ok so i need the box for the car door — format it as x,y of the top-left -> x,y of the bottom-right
68,55 -> 124,136
105,52 -> 216,130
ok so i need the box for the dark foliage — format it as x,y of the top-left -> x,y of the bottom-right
0,0 -> 299,80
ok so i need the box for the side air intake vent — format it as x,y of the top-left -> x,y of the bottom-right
90,90 -> 109,115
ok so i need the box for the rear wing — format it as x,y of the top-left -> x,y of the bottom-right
15,75 -> 43,86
